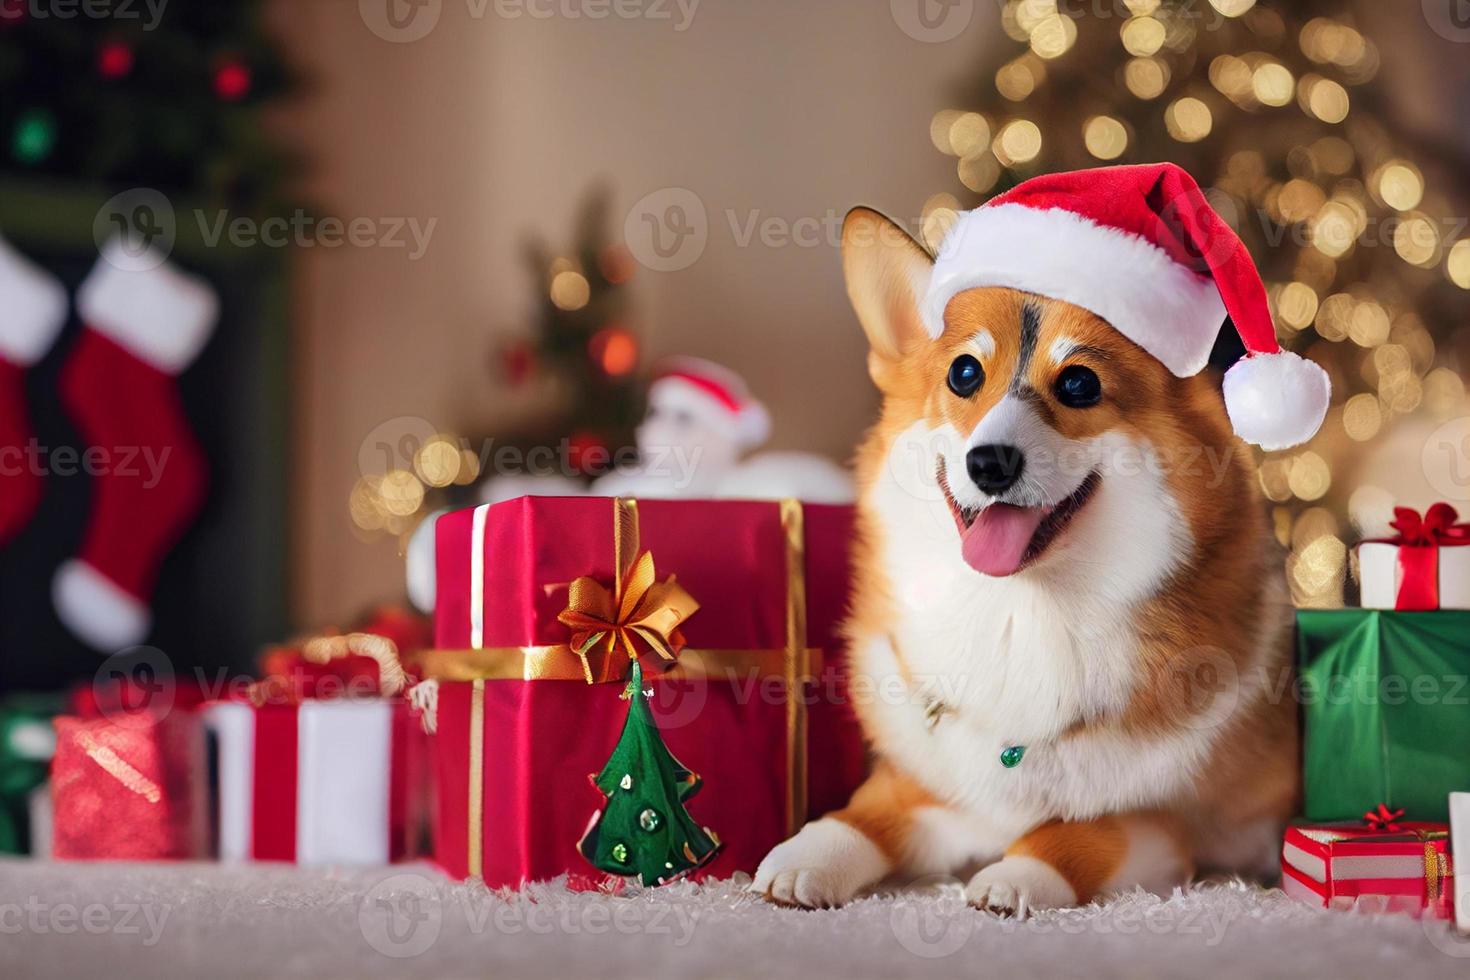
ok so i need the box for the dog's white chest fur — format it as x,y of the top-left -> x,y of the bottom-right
857,422 -> 1208,862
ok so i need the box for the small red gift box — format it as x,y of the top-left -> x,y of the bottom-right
204,697 -> 427,865
418,495 -> 867,886
1281,815 -> 1455,919
51,712 -> 207,861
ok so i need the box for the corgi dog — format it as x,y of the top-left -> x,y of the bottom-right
752,164 -> 1328,914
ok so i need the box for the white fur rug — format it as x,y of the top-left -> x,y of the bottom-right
2,860 -> 1467,979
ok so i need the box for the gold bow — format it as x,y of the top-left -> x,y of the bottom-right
557,551 -> 700,684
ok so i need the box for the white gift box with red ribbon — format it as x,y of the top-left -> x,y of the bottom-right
1357,504 -> 1470,611
204,699 -> 425,865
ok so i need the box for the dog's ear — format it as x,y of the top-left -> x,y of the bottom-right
841,207 -> 933,389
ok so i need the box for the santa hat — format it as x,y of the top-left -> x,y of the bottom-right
925,163 -> 1330,452
648,356 -> 771,450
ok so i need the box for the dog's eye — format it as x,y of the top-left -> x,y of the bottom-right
1055,365 -> 1101,408
946,354 -> 984,398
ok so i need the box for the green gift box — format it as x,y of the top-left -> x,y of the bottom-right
1297,609 -> 1470,823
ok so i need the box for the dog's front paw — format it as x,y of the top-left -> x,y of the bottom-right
749,818 -> 889,909
965,856 -> 1077,918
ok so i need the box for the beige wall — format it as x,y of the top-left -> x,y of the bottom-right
269,0 -> 994,626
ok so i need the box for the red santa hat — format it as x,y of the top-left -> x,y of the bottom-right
648,356 -> 770,450
923,162 -> 1330,452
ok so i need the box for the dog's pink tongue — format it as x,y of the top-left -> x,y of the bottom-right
960,504 -> 1047,576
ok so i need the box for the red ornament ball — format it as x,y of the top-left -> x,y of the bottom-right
566,431 -> 610,475
97,41 -> 135,80
214,60 -> 253,102
498,340 -> 536,386
589,325 -> 638,377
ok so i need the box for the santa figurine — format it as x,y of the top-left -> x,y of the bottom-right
593,356 -> 853,503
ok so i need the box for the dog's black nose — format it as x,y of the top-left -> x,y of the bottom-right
967,444 -> 1025,495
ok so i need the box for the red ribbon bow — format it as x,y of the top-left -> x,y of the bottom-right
1363,803 -> 1405,832
1388,503 -> 1470,547
1368,503 -> 1470,610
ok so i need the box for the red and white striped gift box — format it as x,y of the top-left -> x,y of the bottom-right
203,699 -> 427,865
1281,821 -> 1454,919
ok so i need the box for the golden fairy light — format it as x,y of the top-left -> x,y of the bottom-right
929,110 -> 964,154
1029,14 -> 1077,60
948,112 -> 991,157
1291,506 -> 1339,550
1251,62 -> 1294,107
455,448 -> 481,486
1341,392 -> 1381,441
378,469 -> 426,517
922,206 -> 960,251
550,269 -> 591,311
958,153 -> 1002,193
1121,16 -> 1167,58
1276,281 -> 1319,330
1375,161 -> 1424,211
1287,451 -> 1331,501
1163,97 -> 1212,142
1423,367 -> 1467,419
1347,300 -> 1390,348
1300,75 -> 1349,123
1209,55 -> 1253,102
414,435 -> 462,488
1310,201 -> 1358,258
1393,213 -> 1440,268
1258,457 -> 1292,501
349,476 -> 387,531
995,120 -> 1042,165
1083,116 -> 1128,160
1014,0 -> 1058,35
1312,136 -> 1355,174
1123,57 -> 1170,100
996,58 -> 1042,101
1209,0 -> 1256,16
1314,292 -> 1353,341
1447,240 -> 1470,288
1276,179 -> 1325,223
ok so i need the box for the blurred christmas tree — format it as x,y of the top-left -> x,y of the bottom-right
0,0 -> 293,210
496,184 -> 645,474
924,0 -> 1470,606
349,188 -> 645,553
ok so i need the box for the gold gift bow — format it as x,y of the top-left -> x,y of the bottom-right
557,550 -> 700,685
424,497 -> 813,879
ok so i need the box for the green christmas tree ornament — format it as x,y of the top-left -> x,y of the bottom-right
577,661 -> 721,885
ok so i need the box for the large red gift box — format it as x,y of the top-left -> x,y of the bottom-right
1281,818 -> 1454,919
51,712 -> 207,860
420,495 -> 867,885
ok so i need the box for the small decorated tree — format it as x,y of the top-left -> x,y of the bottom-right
577,661 -> 721,885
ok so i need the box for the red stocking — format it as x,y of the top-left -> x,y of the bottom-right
52,240 -> 218,651
0,236 -> 67,545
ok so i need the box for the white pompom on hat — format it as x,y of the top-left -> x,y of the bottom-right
648,356 -> 771,451
925,162 -> 1330,451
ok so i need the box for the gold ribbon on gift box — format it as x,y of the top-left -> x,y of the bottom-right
411,497 -> 817,879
